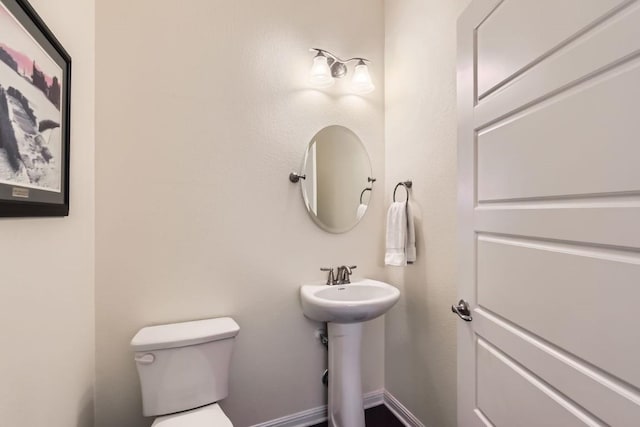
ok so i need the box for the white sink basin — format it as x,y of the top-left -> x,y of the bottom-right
301,278 -> 400,323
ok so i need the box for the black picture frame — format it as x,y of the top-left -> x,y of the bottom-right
0,0 -> 71,217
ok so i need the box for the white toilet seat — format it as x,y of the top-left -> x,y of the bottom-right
152,404 -> 232,427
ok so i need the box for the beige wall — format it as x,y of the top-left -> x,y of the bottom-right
95,1 -> 385,426
0,0 -> 95,426
384,0 -> 469,426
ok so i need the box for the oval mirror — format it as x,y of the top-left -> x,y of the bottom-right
300,125 -> 373,233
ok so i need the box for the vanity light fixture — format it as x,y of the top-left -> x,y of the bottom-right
309,51 -> 335,88
309,48 -> 375,94
351,60 -> 375,94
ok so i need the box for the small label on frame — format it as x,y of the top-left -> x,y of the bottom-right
12,187 -> 30,199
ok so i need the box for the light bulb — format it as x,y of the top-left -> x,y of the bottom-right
351,60 -> 374,94
309,53 -> 334,88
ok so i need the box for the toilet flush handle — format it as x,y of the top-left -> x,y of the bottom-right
134,353 -> 155,365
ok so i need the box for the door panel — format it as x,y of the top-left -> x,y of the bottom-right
478,60 -> 640,202
476,0 -> 628,98
477,235 -> 640,388
477,340 -> 603,427
475,1 -> 640,130
475,311 -> 640,426
475,206 -> 640,249
457,1 -> 640,425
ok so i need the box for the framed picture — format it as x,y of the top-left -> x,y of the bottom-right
0,0 -> 70,217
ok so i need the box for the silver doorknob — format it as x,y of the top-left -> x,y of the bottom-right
451,299 -> 472,322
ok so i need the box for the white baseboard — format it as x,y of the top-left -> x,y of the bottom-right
249,389 -> 384,427
248,404 -> 325,427
250,389 -> 428,427
364,389 -> 385,408
383,390 -> 425,427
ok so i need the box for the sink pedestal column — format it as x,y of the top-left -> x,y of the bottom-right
327,322 -> 365,427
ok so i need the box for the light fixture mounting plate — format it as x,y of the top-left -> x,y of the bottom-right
330,61 -> 347,78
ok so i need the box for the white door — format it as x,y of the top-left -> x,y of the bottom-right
456,0 -> 640,426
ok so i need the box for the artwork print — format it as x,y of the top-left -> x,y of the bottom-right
0,3 -> 61,191
0,0 -> 70,217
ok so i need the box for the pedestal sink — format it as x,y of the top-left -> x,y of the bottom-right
300,279 -> 400,427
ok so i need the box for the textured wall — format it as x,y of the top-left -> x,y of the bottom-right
95,1 -> 385,426
0,0 -> 95,426
384,0 -> 470,426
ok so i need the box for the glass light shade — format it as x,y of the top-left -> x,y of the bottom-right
351,63 -> 375,94
310,54 -> 334,88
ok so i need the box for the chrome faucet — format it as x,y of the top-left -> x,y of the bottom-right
320,265 -> 357,285
336,265 -> 357,284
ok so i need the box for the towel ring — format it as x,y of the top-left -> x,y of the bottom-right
360,187 -> 372,204
393,181 -> 413,202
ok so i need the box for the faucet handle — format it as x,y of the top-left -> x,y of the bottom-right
320,267 -> 337,286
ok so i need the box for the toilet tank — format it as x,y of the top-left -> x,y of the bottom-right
131,317 -> 240,417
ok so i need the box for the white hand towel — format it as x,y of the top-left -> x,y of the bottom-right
356,203 -> 368,221
385,201 -> 417,266
385,202 -> 408,266
406,201 -> 416,264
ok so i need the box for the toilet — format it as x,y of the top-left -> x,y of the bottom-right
131,317 -> 240,426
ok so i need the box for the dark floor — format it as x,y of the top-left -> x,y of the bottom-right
310,404 -> 404,427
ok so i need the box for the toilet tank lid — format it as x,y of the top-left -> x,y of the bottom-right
131,317 -> 240,352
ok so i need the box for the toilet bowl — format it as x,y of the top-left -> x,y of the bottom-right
131,317 -> 240,426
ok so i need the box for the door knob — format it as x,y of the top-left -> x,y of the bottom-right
451,299 -> 472,322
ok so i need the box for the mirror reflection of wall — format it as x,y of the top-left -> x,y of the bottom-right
306,143 -> 318,215
301,125 -> 372,233
358,187 -> 372,220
